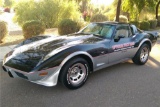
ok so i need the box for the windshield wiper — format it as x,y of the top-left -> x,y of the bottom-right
76,32 -> 103,38
76,32 -> 91,35
93,34 -> 104,38
93,34 -> 101,36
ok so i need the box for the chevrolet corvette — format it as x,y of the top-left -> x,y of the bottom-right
2,22 -> 158,89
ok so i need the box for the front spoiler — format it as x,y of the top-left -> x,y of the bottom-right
2,65 -> 60,87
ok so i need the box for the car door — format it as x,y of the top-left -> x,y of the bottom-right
109,24 -> 136,64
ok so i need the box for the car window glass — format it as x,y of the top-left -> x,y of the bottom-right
115,25 -> 129,39
82,23 -> 102,34
130,25 -> 142,34
128,26 -> 133,37
100,25 -> 115,38
81,23 -> 115,39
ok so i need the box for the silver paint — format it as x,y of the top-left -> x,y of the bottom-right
140,47 -> 149,62
67,63 -> 87,85
97,63 -> 105,67
138,38 -> 152,49
33,51 -> 94,86
31,39 -> 153,86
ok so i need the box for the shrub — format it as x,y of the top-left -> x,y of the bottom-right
119,15 -> 128,23
78,21 -> 89,28
14,0 -> 80,28
22,20 -> 45,39
149,19 -> 157,29
0,21 -> 8,43
114,15 -> 128,23
130,21 -> 139,27
139,21 -> 150,30
107,13 -> 115,21
90,14 -> 108,22
58,19 -> 80,35
4,0 -> 13,7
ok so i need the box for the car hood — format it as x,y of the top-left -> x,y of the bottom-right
3,34 -> 104,72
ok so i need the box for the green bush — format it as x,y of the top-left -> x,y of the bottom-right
58,19 -> 80,35
78,21 -> 89,28
130,21 -> 139,27
90,14 -> 108,22
14,0 -> 81,28
4,0 -> 13,7
22,20 -> 45,39
139,21 -> 150,30
0,21 -> 8,43
149,19 -> 157,29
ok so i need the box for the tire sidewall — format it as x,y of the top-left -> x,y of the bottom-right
137,44 -> 150,65
60,57 -> 89,89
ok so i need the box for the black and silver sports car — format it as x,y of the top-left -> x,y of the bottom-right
2,22 -> 158,89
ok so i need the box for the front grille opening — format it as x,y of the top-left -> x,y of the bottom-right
15,72 -> 28,80
2,66 -> 7,72
8,72 -> 14,78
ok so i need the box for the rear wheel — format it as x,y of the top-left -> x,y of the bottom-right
59,57 -> 90,89
132,44 -> 150,65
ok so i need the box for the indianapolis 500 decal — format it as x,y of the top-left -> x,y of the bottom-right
112,42 -> 135,52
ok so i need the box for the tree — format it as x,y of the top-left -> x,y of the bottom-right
4,0 -> 12,7
14,0 -> 81,28
115,0 -> 121,22
122,0 -> 156,20
156,1 -> 160,19
75,0 -> 90,13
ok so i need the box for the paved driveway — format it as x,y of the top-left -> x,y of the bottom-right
0,40 -> 160,107
0,12 -> 21,31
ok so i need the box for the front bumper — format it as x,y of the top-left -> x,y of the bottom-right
2,65 -> 60,87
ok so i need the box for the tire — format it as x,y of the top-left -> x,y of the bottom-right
59,57 -> 90,89
132,44 -> 150,65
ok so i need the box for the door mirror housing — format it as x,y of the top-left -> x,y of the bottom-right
114,35 -> 125,42
118,35 -> 125,38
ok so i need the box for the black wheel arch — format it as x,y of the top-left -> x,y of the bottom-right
142,41 -> 152,51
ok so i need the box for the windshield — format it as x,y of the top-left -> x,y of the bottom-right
80,23 -> 115,39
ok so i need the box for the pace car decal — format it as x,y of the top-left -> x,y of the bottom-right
112,42 -> 135,52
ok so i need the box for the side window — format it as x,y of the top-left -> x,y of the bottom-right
130,25 -> 138,35
115,25 -> 130,38
128,26 -> 133,37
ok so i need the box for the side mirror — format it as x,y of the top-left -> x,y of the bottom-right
118,35 -> 125,38
114,35 -> 125,42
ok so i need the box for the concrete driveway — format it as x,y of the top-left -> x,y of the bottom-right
0,12 -> 21,31
0,40 -> 160,107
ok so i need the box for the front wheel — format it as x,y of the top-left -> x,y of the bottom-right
132,44 -> 150,65
59,57 -> 90,89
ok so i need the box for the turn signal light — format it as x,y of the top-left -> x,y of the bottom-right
39,72 -> 48,76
